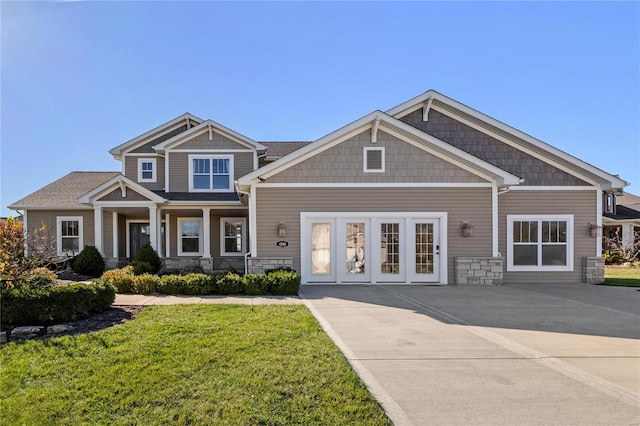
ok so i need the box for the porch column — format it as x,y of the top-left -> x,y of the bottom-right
94,207 -> 103,255
165,213 -> 171,257
202,208 -> 211,258
622,224 -> 634,249
149,206 -> 158,251
112,211 -> 118,258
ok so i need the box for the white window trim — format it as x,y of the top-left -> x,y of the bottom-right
177,217 -> 203,256
188,154 -> 234,192
363,147 -> 385,173
506,214 -> 574,272
220,217 -> 247,256
138,158 -> 157,183
56,216 -> 84,255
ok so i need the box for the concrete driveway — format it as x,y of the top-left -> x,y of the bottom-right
300,284 -> 640,426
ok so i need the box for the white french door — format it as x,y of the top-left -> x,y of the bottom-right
302,213 -> 445,284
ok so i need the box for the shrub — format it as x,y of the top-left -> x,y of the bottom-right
217,272 -> 243,295
0,280 -> 115,325
128,260 -> 154,275
133,243 -> 162,274
73,245 -> 105,277
158,274 -> 186,295
132,273 -> 160,294
22,267 -> 57,288
243,273 -> 269,295
267,270 -> 300,295
183,273 -> 217,295
101,266 -> 135,294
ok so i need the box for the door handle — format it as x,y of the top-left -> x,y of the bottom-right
435,245 -> 440,255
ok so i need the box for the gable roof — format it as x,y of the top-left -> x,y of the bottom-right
109,113 -> 204,159
261,142 -> 312,160
386,90 -> 628,190
152,119 -> 266,152
238,111 -> 522,187
8,172 -> 121,210
77,174 -> 167,204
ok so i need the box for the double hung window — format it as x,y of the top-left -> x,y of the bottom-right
507,215 -> 573,271
220,218 -> 246,255
57,216 -> 83,255
189,155 -> 233,192
178,218 -> 202,255
138,158 -> 156,182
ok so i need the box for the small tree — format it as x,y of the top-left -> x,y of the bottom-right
133,243 -> 162,274
604,227 -> 640,264
0,217 -> 26,287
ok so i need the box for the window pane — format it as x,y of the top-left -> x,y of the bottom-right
513,221 -> 522,242
61,220 -> 79,237
61,237 -> 79,252
182,237 -> 199,253
193,175 -> 210,189
142,162 -> 153,171
212,175 -> 230,190
311,223 -> 331,274
558,221 -> 567,243
213,159 -> 229,174
381,223 -> 400,274
181,221 -> 200,237
514,245 -> 537,265
346,223 -> 365,274
142,171 -> 153,179
193,159 -> 209,173
542,245 -> 567,266
225,238 -> 241,253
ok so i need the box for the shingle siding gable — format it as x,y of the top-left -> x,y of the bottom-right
130,124 -> 189,154
400,108 -> 590,186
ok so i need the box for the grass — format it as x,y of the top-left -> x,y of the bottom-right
603,266 -> 640,287
1,305 -> 391,425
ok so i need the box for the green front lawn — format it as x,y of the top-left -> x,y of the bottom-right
603,266 -> 640,287
1,305 -> 391,425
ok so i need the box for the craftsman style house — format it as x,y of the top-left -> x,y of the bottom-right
9,90 -> 628,284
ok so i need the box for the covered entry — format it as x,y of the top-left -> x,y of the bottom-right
301,212 -> 447,284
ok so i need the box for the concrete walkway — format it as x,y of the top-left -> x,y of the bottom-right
300,284 -> 640,426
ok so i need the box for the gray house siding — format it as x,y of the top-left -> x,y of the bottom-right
177,130 -> 252,150
267,129 -> 487,184
26,210 -> 95,252
123,156 -> 165,191
255,187 -> 493,284
400,108 -> 590,186
499,190 -> 597,283
97,187 -> 151,202
130,124 -> 190,154
168,152 -> 254,192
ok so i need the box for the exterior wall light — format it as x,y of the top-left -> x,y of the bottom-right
461,222 -> 474,237
278,221 -> 286,237
589,223 -> 602,238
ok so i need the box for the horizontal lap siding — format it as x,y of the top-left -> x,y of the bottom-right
123,156 -> 165,191
26,210 -> 95,251
103,212 -> 113,257
255,187 -> 493,283
499,190 -> 597,283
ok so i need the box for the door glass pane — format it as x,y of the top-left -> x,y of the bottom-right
312,223 -> 331,274
346,223 -> 365,275
415,223 -> 434,274
380,223 -> 400,274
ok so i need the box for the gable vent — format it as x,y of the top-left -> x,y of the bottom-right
364,147 -> 385,173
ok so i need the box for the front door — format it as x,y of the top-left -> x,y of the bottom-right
302,214 -> 443,284
129,223 -> 150,259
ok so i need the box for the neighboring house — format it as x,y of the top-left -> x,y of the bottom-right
603,192 -> 640,256
9,90 -> 629,285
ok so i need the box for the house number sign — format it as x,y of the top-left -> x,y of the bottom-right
276,241 -> 289,248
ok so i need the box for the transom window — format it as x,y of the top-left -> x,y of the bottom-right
220,217 -> 246,256
177,218 -> 202,255
137,158 -> 156,182
57,216 -> 83,255
188,155 -> 233,192
507,215 -> 573,271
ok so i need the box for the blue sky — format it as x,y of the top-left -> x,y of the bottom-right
1,1 -> 639,217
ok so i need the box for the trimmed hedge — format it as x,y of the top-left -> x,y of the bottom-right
100,268 -> 300,296
1,281 -> 116,325
73,245 -> 106,277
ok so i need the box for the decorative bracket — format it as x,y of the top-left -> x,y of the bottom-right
119,181 -> 127,198
423,97 -> 433,122
208,124 -> 213,141
371,118 -> 380,143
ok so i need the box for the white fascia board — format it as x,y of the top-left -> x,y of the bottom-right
153,120 -> 265,152
387,91 -> 628,189
77,175 -> 166,204
238,111 -> 384,185
109,113 -> 204,157
9,205 -> 92,211
161,203 -> 247,209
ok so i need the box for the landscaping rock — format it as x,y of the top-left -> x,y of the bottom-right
47,324 -> 75,334
11,326 -> 45,338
